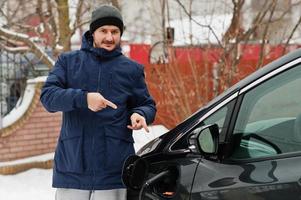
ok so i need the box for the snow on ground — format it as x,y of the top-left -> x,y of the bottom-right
0,168 -> 55,200
0,125 -> 168,200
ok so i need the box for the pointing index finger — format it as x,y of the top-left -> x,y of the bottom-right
104,99 -> 117,109
142,123 -> 149,133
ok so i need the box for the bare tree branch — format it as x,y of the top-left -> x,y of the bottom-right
69,0 -> 90,38
282,15 -> 301,54
257,0 -> 277,69
223,0 -> 244,42
110,0 -> 121,10
46,0 -> 58,47
174,0 -> 223,48
36,0 -> 53,45
0,26 -> 54,68
71,0 -> 84,33
5,1 -> 22,26
0,43 -> 30,53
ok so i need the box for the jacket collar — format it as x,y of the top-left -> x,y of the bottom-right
81,31 -> 122,59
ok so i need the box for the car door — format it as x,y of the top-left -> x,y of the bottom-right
191,59 -> 301,199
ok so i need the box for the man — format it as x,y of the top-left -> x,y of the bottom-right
40,5 -> 156,200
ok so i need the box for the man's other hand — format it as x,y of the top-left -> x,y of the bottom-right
127,113 -> 149,132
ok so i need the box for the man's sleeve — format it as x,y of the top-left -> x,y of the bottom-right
40,54 -> 88,112
130,64 -> 157,124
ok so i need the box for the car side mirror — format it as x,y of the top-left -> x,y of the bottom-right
188,124 -> 219,155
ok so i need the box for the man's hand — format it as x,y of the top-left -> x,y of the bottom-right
87,92 -> 117,112
127,113 -> 149,132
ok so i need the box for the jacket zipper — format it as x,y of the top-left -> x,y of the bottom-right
93,63 -> 101,190
97,64 -> 101,92
109,72 -> 112,88
92,136 -> 96,190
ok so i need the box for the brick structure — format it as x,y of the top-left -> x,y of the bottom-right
0,82 -> 61,173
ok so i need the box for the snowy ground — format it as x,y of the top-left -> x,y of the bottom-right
0,125 -> 168,200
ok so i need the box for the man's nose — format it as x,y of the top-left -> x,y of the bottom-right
105,32 -> 113,41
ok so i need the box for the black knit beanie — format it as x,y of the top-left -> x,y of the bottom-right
90,5 -> 124,35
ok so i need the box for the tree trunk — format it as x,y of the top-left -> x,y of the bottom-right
56,0 -> 71,52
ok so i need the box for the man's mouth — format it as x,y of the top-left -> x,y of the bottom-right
103,42 -> 114,45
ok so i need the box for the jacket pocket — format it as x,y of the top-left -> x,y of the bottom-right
54,128 -> 84,173
104,125 -> 134,143
104,136 -> 135,174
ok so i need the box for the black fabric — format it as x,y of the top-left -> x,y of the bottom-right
122,155 -> 149,190
90,16 -> 124,35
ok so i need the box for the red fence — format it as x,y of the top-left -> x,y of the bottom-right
129,44 -> 301,128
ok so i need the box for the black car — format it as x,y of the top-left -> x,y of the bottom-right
123,48 -> 301,200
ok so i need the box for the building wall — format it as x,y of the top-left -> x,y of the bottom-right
0,85 -> 60,162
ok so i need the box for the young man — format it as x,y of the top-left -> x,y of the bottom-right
40,5 -> 156,200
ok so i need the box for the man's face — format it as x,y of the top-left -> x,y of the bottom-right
93,25 -> 121,51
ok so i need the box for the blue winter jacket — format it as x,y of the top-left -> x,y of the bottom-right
40,31 -> 156,190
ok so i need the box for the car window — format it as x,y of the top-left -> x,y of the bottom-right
203,106 -> 228,135
203,106 -> 227,127
231,64 -> 301,159
170,100 -> 234,151
199,99 -> 236,141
